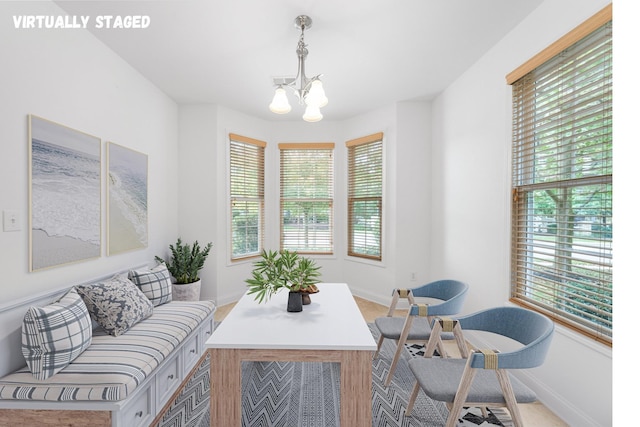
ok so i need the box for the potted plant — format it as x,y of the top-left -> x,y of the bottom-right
246,249 -> 321,312
156,238 -> 212,301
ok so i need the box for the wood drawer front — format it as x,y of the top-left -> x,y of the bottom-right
118,383 -> 154,427
156,354 -> 181,407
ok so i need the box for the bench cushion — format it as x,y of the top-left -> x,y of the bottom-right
0,300 -> 214,402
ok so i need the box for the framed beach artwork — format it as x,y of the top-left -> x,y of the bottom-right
107,142 -> 148,255
28,115 -> 102,271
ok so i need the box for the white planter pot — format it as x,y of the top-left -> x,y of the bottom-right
172,279 -> 201,301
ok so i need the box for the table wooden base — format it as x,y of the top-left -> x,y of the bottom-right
209,348 -> 373,426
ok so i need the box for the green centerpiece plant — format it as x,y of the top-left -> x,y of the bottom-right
246,249 -> 321,311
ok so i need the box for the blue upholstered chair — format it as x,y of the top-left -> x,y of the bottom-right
405,306 -> 554,427
374,279 -> 468,386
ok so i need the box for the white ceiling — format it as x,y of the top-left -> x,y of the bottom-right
55,0 -> 544,121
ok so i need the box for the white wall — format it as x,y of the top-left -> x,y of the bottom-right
176,104 -> 220,301
394,102 -> 432,289
612,3 -> 639,426
0,1 -> 179,302
429,0 -> 612,425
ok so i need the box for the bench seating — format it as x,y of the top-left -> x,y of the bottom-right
0,270 -> 215,427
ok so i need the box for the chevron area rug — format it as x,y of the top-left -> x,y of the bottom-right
158,324 -> 512,427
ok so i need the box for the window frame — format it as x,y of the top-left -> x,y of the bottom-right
278,142 -> 335,255
229,133 -> 266,261
508,5 -> 612,346
346,132 -> 384,261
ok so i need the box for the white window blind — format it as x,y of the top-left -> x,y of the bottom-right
510,14 -> 612,344
279,143 -> 334,254
229,133 -> 265,260
347,133 -> 383,260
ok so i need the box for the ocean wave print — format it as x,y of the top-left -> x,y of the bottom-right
109,169 -> 148,245
31,138 -> 101,245
108,142 -> 148,253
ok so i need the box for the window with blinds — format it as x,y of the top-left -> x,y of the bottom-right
229,133 -> 265,260
347,133 -> 383,260
509,9 -> 612,344
279,143 -> 334,254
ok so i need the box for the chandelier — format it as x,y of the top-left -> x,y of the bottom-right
269,15 -> 328,122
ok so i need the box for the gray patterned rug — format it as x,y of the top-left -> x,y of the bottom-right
158,324 -> 512,426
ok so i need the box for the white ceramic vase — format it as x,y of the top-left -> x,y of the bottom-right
172,279 -> 201,301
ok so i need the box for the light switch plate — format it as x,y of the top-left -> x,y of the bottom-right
3,210 -> 20,232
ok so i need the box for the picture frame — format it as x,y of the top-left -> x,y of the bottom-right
28,115 -> 102,271
107,141 -> 148,255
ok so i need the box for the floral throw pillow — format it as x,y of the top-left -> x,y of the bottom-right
128,263 -> 172,307
22,288 -> 92,380
75,275 -> 153,337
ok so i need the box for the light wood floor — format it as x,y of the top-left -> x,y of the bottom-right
214,296 -> 568,426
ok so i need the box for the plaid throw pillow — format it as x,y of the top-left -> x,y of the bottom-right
76,275 -> 153,337
129,263 -> 172,307
22,288 -> 92,380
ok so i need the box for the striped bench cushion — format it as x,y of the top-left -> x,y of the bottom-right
0,300 -> 215,402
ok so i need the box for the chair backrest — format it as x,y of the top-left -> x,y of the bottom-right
457,306 -> 554,369
409,279 -> 469,316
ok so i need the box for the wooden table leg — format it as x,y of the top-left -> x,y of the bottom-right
340,350 -> 373,427
210,348 -> 373,426
209,348 -> 241,426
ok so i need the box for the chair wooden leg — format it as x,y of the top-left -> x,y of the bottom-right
374,335 -> 385,359
384,316 -> 414,386
384,342 -> 403,386
423,320 -> 442,358
496,369 -> 525,427
406,382 -> 421,415
446,360 -> 477,427
453,324 -> 470,358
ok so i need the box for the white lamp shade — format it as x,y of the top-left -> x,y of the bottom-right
269,87 -> 292,114
305,80 -> 328,107
303,104 -> 323,122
